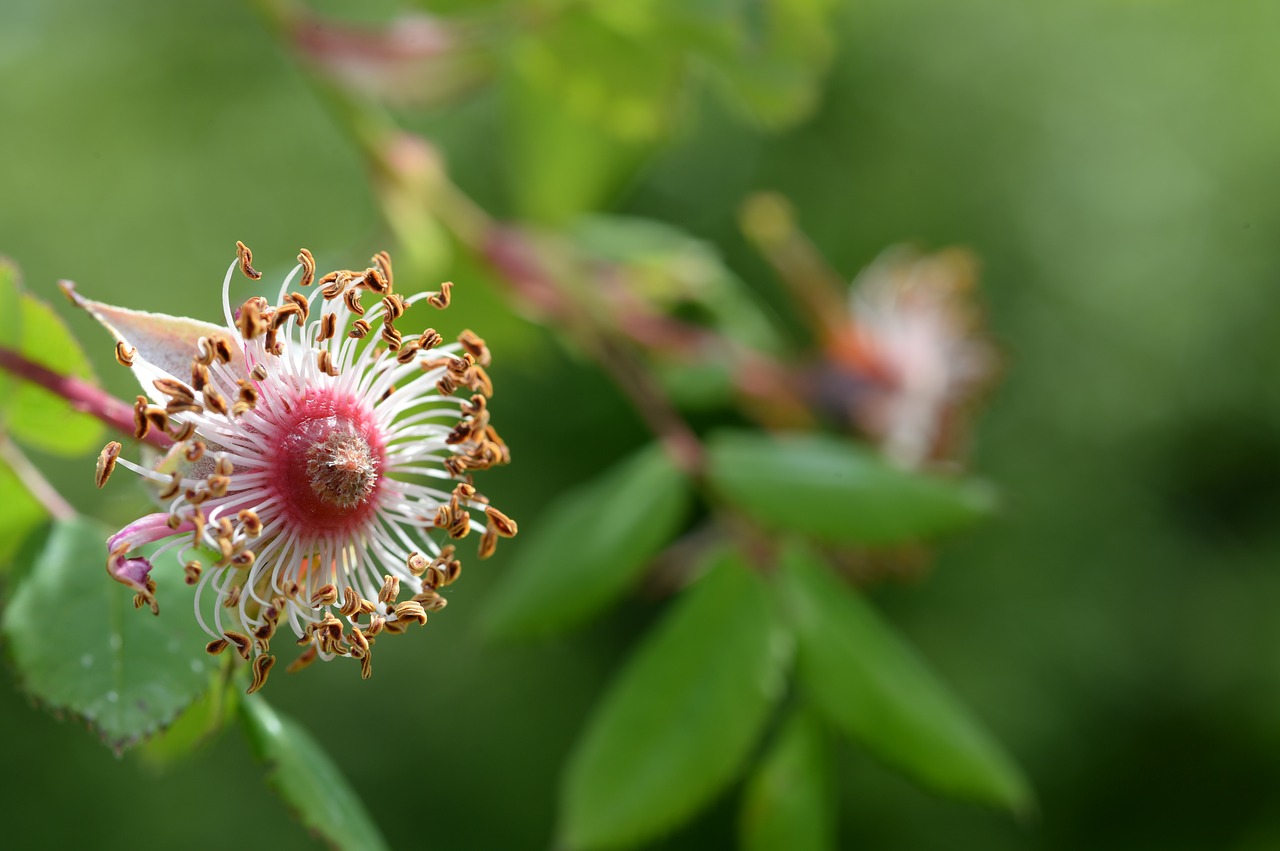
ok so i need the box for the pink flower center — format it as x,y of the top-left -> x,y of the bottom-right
268,390 -> 386,538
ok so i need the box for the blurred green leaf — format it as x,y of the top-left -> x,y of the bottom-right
0,266 -> 105,456
706,431 -> 997,545
739,706 -> 836,851
0,457 -> 47,570
138,662 -> 238,767
241,696 -> 391,851
503,10 -> 680,222
778,544 -> 1032,812
1,517 -> 214,751
483,443 -> 692,640
561,552 -> 791,850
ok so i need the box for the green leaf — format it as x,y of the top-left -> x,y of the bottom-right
138,662 -> 239,767
0,456 -> 47,570
0,517 -> 215,751
503,10 -> 681,223
0,268 -> 106,455
706,431 -> 997,545
561,552 -> 791,850
778,545 -> 1032,812
739,707 -> 836,851
483,443 -> 692,640
241,696 -> 391,851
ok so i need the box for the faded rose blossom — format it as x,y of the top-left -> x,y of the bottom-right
77,243 -> 515,692
821,247 -> 996,468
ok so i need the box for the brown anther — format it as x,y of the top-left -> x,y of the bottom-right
253,618 -> 277,642
317,349 -> 340,376
394,600 -> 429,626
310,584 -> 339,608
458,329 -> 491,366
246,654 -> 276,694
213,337 -> 234,364
218,517 -> 234,538
366,615 -> 386,637
447,353 -> 472,377
427,281 -> 453,310
251,363 -> 269,381
170,420 -> 197,441
378,383 -> 397,402
382,619 -> 409,635
226,631 -> 253,660
153,377 -> 193,401
237,509 -> 263,537
338,586 -> 362,618
461,394 -> 487,416
184,560 -> 202,584
205,638 -> 229,656
231,549 -> 256,568
373,251 -> 393,291
382,293 -> 406,321
95,441 -> 121,488
191,362 -> 210,392
348,318 -> 371,339
363,267 -> 389,296
214,456 -> 234,477
343,287 -> 365,316
166,399 -> 202,417
222,584 -> 242,609
394,341 -> 421,364
433,504 -> 452,530
485,507 -> 519,538
446,419 -> 475,446
133,395 -> 150,439
406,552 -> 428,576
235,240 -> 262,280
272,301 -> 302,330
347,627 -> 370,658
264,326 -> 283,356
236,382 -> 258,407
203,387 -> 228,416
285,292 -> 310,322
319,271 -> 348,300
114,341 -> 137,367
381,324 -> 403,351
467,365 -> 494,397
184,441 -> 206,462
237,300 -> 265,339
298,248 -> 316,287
317,311 -> 337,342
286,644 -> 319,673
478,527 -> 498,559
377,575 -> 401,605
413,589 -> 448,612
159,473 -> 183,501
436,374 -> 458,397
419,328 -> 443,350
444,559 -> 462,585
195,336 -> 216,366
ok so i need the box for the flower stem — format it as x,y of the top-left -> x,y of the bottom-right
0,347 -> 173,451
0,433 -> 76,522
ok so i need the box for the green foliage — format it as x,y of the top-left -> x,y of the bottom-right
0,458 -> 46,570
0,265 -> 104,456
1,517 -> 214,751
560,553 -> 791,850
138,664 -> 239,766
240,696 -> 391,851
706,430 -> 998,545
777,544 -> 1031,812
739,707 -> 836,851
483,443 -> 692,639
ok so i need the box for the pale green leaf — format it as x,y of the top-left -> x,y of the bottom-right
561,553 -> 791,850
1,517 -> 215,751
778,545 -> 1032,812
707,430 -> 997,545
0,457 -> 47,570
739,707 -> 837,851
241,696 -> 391,851
483,443 -> 692,640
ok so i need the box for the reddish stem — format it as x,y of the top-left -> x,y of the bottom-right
0,347 -> 173,450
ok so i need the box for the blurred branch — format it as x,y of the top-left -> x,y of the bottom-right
0,433 -> 75,522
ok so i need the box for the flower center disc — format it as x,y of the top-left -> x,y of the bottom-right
272,401 -> 385,535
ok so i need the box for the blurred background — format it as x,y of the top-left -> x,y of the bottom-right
4,0 -> 1280,848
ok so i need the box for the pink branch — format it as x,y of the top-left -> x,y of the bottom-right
0,347 -> 174,450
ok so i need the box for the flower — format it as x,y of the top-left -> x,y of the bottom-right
76,242 -> 516,692
823,247 -> 996,468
